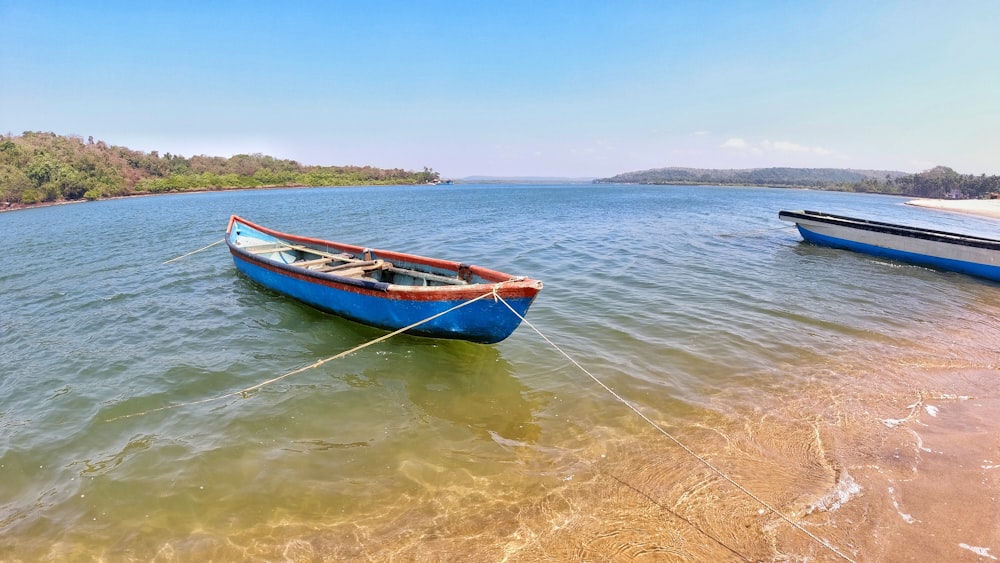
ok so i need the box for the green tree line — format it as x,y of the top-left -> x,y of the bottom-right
598,166 -> 897,187
841,165 -> 1000,198
597,165 -> 1000,198
0,132 -> 440,205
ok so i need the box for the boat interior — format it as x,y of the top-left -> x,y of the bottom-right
239,241 -> 472,287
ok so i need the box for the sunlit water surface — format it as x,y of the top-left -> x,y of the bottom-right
2,184 -> 999,561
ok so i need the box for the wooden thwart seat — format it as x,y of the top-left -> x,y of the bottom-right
245,240 -> 469,285
310,259 -> 391,277
387,266 -> 468,285
244,242 -> 357,262
242,243 -> 293,254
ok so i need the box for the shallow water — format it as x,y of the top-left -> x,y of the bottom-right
2,184 -> 999,561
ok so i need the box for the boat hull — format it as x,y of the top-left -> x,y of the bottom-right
779,210 -> 1000,282
227,216 -> 542,343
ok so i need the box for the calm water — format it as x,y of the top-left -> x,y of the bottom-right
2,184 -> 999,561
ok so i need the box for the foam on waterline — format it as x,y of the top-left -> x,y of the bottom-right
888,486 -> 916,524
959,544 -> 997,560
804,471 -> 862,514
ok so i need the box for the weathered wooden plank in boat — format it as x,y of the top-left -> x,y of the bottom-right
321,260 -> 389,277
243,243 -> 293,254
310,259 -> 386,275
328,259 -> 381,271
322,266 -> 369,278
296,257 -> 338,267
245,242 -> 464,284
388,267 -> 468,285
284,245 -> 356,261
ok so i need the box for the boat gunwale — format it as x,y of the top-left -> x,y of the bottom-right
225,215 -> 543,301
778,209 -> 1000,251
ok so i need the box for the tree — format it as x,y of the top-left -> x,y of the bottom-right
1,132 -> 441,205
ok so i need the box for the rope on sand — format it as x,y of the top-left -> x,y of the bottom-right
494,295 -> 856,563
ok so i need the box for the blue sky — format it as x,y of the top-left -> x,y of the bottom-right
2,1 -> 998,178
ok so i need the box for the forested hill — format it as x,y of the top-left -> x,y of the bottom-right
596,167 -> 906,188
595,166 -> 1000,199
0,131 -> 439,207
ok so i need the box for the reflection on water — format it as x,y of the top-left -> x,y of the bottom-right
352,340 -> 544,444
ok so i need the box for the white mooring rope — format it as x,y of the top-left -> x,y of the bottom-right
110,267 -> 853,560
107,287 -> 501,421
163,238 -> 225,264
493,295 -> 856,563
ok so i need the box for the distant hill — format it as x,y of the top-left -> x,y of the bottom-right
595,167 -> 908,188
595,165 -> 1000,199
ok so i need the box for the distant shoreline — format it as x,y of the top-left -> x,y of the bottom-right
0,184 -> 391,214
6,187 -> 1000,222
0,198 -> 89,213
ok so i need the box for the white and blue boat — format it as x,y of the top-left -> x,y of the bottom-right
779,209 -> 1000,282
226,215 -> 543,343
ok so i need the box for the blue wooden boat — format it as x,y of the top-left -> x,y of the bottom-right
779,209 -> 1000,282
226,216 -> 543,343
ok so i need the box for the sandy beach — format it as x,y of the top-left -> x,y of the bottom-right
906,198 -> 1000,219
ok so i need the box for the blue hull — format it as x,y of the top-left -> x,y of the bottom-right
226,216 -> 543,344
796,226 -> 1000,282
233,256 -> 535,343
779,210 -> 1000,283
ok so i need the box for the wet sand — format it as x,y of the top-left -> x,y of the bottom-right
869,385 -> 1000,561
500,315 -> 1000,562
546,368 -> 1000,561
774,369 -> 1000,561
258,356 -> 1000,562
906,198 -> 1000,220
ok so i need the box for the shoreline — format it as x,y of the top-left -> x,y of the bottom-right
906,197 -> 1000,219
0,183 -> 417,214
0,199 -> 90,213
9,191 -> 1000,223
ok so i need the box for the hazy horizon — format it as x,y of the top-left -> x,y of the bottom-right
3,2 -> 998,178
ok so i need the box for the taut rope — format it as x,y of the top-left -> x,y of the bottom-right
107,286 -> 504,421
111,264 -> 854,560
493,295 -> 856,563
163,238 -> 225,264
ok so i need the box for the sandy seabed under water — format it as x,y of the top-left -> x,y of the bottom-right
70,328 -> 995,562
6,192 -> 999,562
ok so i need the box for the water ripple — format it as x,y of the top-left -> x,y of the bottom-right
3,185 -> 1000,559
